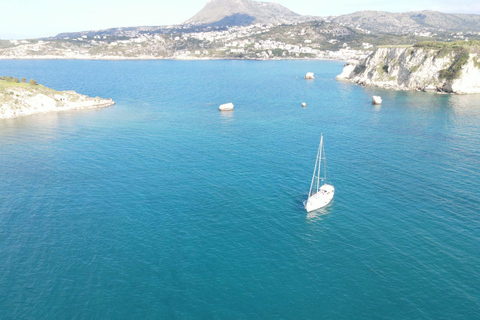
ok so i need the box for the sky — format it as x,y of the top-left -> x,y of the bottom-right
1,0 -> 480,39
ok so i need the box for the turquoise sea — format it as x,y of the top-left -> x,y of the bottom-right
0,60 -> 479,319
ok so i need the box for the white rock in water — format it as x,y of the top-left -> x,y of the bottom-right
304,72 -> 315,79
219,102 -> 234,111
302,102 -> 306,107
372,96 -> 382,105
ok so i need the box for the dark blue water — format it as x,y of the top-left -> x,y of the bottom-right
1,60 -> 479,319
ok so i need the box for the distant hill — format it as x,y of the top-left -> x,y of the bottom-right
51,1 -> 480,40
330,10 -> 480,33
185,0 -> 312,26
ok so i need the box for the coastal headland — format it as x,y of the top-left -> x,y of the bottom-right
0,78 -> 114,119
337,41 -> 480,94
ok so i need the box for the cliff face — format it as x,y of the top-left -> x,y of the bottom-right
0,81 -> 114,119
337,46 -> 480,94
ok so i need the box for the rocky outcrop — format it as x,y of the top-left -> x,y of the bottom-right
335,63 -> 356,80
0,81 -> 114,119
336,46 -> 480,94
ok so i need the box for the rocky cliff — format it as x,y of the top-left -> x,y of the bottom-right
337,43 -> 480,94
0,80 -> 114,119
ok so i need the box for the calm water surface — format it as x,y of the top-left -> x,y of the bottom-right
0,60 -> 479,319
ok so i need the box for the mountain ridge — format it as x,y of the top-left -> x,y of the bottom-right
185,0 -> 313,26
329,10 -> 480,33
50,1 -> 480,39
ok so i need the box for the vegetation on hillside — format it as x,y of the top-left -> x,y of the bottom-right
413,40 -> 480,50
331,11 -> 480,34
438,49 -> 470,80
412,41 -> 480,80
1,76 -> 38,85
2,17 -> 480,60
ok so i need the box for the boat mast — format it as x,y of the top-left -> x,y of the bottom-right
317,135 -> 323,192
308,135 -> 322,197
322,139 -> 327,184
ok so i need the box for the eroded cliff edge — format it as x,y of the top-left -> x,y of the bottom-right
336,42 -> 480,94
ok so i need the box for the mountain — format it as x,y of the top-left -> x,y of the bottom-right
330,10 -> 480,34
185,0 -> 311,26
186,1 -> 480,31
51,1 -> 480,40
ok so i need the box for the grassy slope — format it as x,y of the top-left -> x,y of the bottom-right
413,41 -> 480,80
0,80 -> 84,108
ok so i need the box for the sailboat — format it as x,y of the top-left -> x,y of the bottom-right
304,134 -> 335,212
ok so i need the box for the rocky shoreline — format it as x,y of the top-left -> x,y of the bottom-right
336,44 -> 480,94
0,80 -> 114,119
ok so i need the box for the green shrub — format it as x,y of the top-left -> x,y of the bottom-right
436,47 -> 451,59
6,76 -> 13,82
474,57 -> 480,69
414,40 -> 480,51
20,77 -> 27,83
439,48 -> 469,80
272,48 -> 284,57
13,77 -> 19,83
29,79 -> 38,85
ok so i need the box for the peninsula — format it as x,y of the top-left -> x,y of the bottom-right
0,77 -> 114,119
337,41 -> 480,94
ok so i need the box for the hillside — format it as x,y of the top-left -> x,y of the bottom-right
4,18 -> 480,61
2,0 -> 480,61
336,41 -> 480,94
0,78 -> 114,118
330,10 -> 480,34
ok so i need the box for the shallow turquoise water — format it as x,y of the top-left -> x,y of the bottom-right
0,60 -> 479,319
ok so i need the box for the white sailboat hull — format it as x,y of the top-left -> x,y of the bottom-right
304,184 -> 335,212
